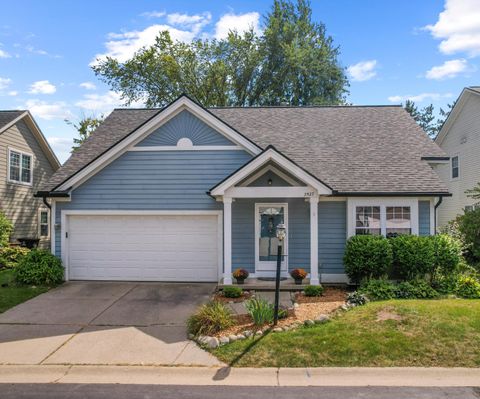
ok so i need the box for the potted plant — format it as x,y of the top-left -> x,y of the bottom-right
290,268 -> 307,285
232,268 -> 249,284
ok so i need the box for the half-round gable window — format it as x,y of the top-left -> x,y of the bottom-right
176,137 -> 194,148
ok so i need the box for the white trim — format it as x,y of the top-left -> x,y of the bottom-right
347,197 -> 419,238
7,147 -> 33,186
128,145 -> 245,152
309,196 -> 320,285
450,154 -> 459,181
223,198 -> 233,285
321,273 -> 350,284
225,186 -> 317,198
50,200 -> 56,255
38,208 -> 50,239
56,96 -> 261,192
254,202 -> 289,273
239,164 -> 301,187
211,147 -> 332,197
60,209 -> 223,283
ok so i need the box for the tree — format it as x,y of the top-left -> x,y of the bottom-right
404,100 -> 455,139
66,115 -> 105,152
92,0 -> 348,107
466,182 -> 480,201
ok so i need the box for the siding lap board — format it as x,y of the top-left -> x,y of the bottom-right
318,201 -> 346,275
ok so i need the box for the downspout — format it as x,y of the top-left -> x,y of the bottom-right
42,195 -> 51,210
434,196 -> 443,234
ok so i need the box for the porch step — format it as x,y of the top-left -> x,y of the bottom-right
218,277 -> 309,291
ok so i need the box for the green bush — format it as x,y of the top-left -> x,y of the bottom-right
431,234 -> 462,282
0,246 -> 30,269
344,236 -> 393,284
0,212 -> 13,247
223,286 -> 243,298
14,249 -> 64,286
304,285 -> 324,297
359,279 -> 396,301
455,275 -> 480,299
245,298 -> 275,325
395,280 -> 439,299
346,291 -> 369,306
457,208 -> 480,262
391,235 -> 435,280
187,301 -> 235,336
434,274 -> 459,295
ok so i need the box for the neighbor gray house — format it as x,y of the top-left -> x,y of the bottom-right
37,95 -> 449,284
434,87 -> 480,226
1,110 -> 60,248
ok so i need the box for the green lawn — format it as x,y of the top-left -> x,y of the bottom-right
0,269 -> 50,313
212,299 -> 480,367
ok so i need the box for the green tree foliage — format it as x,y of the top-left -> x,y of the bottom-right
66,115 -> 105,153
403,100 -> 455,138
465,182 -> 480,200
92,0 -> 348,107
457,208 -> 480,261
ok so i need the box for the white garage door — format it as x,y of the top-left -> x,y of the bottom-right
67,214 -> 220,281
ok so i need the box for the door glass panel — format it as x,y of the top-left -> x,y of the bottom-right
258,206 -> 285,261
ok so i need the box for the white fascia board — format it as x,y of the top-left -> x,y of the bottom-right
56,96 -> 261,192
225,186 -> 316,198
211,148 -> 332,197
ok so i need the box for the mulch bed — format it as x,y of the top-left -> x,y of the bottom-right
213,291 -> 253,303
295,287 -> 347,303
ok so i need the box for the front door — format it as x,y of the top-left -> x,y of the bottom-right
255,203 -> 288,272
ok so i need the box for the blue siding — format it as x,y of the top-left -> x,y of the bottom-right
248,170 -> 292,187
55,150 -> 252,257
419,200 -> 431,236
318,201 -> 346,274
231,198 -> 310,274
136,110 -> 236,147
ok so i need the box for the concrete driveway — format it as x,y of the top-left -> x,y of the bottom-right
0,282 -> 222,366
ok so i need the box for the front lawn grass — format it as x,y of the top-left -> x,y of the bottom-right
212,299 -> 480,367
0,269 -> 50,313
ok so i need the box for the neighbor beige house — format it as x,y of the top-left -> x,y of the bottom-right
0,111 -> 60,248
435,87 -> 480,227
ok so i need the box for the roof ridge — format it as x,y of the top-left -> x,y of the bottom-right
113,105 -> 403,111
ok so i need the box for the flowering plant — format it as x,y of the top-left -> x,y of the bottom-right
232,268 -> 249,280
290,268 -> 307,280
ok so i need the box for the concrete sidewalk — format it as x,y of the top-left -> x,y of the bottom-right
1,365 -> 480,387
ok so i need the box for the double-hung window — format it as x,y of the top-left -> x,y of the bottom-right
8,149 -> 32,185
386,206 -> 411,237
451,156 -> 459,179
39,209 -> 49,238
355,206 -> 381,235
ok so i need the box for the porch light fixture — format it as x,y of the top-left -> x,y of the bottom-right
273,223 -> 286,325
268,178 -> 273,185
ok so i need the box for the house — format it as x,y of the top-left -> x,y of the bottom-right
434,87 -> 480,227
0,110 -> 60,248
37,95 -> 449,284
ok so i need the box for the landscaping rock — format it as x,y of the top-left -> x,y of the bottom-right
293,303 -> 300,308
206,337 -> 219,349
341,304 -> 349,311
315,314 -> 330,324
219,336 -> 230,345
229,335 -> 238,342
236,334 -> 246,340
197,335 -> 209,345
255,330 -> 263,336
304,319 -> 315,326
273,327 -> 283,332
188,333 -> 195,340
243,330 -> 253,337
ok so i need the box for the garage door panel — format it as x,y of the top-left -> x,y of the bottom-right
67,214 -> 220,282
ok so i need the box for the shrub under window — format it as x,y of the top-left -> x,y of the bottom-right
14,249 -> 64,286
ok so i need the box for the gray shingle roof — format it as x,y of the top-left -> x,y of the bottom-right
0,110 -> 25,131
44,103 -> 448,194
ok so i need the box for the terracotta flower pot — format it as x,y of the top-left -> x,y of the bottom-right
294,278 -> 303,285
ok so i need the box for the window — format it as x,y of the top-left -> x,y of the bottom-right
386,206 -> 411,237
451,156 -> 459,179
39,210 -> 49,238
355,206 -> 381,235
8,149 -> 32,184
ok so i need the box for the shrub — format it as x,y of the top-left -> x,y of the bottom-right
431,234 -> 462,282
455,275 -> 480,299
187,301 -> 235,336
394,280 -> 439,299
290,268 -> 307,280
232,268 -> 249,280
14,249 -> 64,286
0,246 -> 30,269
347,291 -> 369,306
0,212 -> 13,247
457,208 -> 480,262
343,235 -> 392,284
223,286 -> 243,298
304,285 -> 324,297
245,298 -> 274,325
390,235 -> 434,280
434,274 -> 459,295
359,279 -> 396,301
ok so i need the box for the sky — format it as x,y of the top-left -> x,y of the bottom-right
0,0 -> 479,163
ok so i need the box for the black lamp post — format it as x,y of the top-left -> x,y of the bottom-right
273,223 -> 286,325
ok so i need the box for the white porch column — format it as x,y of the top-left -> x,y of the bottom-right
223,197 -> 233,284
309,196 -> 320,285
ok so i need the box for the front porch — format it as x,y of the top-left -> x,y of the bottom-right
217,277 -> 313,291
